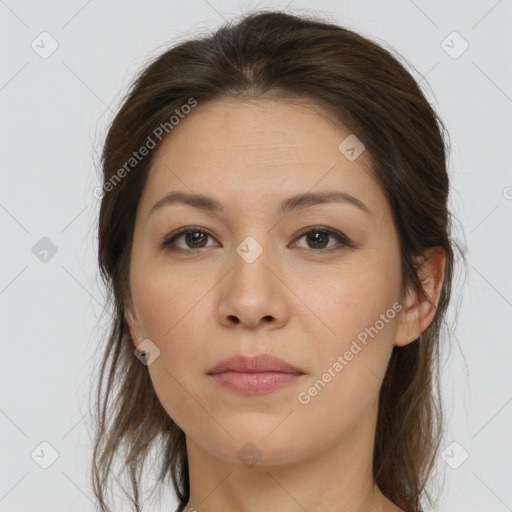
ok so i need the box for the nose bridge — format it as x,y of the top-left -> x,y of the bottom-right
226,201 -> 278,269
230,232 -> 275,293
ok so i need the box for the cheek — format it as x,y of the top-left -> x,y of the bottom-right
290,281 -> 401,449
134,280 -> 210,382
130,266 -> 212,415
131,260 -> 206,340
306,253 -> 402,391
315,265 -> 400,344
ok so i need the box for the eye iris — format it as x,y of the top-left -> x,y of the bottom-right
185,231 -> 208,248
307,231 -> 329,249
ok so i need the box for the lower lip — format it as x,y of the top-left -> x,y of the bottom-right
209,371 -> 304,395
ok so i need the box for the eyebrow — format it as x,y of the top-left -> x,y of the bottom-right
148,190 -> 372,217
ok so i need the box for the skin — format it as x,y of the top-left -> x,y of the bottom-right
124,97 -> 446,512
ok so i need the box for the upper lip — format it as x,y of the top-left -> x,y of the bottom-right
207,354 -> 305,375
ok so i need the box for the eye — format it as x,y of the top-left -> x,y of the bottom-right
292,226 -> 352,253
161,226 -> 353,253
162,227 -> 217,251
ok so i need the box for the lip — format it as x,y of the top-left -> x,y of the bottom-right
207,354 -> 304,375
207,354 -> 306,395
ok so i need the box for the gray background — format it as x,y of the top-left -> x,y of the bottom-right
1,0 -> 511,510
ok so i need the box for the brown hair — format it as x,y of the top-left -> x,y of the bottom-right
90,10 -> 464,512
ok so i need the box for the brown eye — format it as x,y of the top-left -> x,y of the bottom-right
162,228 -> 216,250
293,227 -> 353,252
162,226 -> 353,254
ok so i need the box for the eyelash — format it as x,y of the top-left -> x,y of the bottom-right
161,226 -> 354,254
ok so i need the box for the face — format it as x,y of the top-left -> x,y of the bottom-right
125,97 -> 413,467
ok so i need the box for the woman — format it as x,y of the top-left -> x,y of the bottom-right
91,10 -> 462,512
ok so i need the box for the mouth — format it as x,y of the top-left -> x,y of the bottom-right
207,353 -> 305,375
207,354 -> 306,395
208,370 -> 305,395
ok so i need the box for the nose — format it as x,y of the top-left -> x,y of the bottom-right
216,246 -> 290,330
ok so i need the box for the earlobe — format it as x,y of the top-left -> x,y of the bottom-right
394,246 -> 446,348
395,285 -> 421,348
416,246 -> 446,333
124,307 -> 141,348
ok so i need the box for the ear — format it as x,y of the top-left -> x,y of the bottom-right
124,303 -> 142,349
394,246 -> 446,347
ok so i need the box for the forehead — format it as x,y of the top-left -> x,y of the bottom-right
138,98 -> 387,222
154,97 -> 370,163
